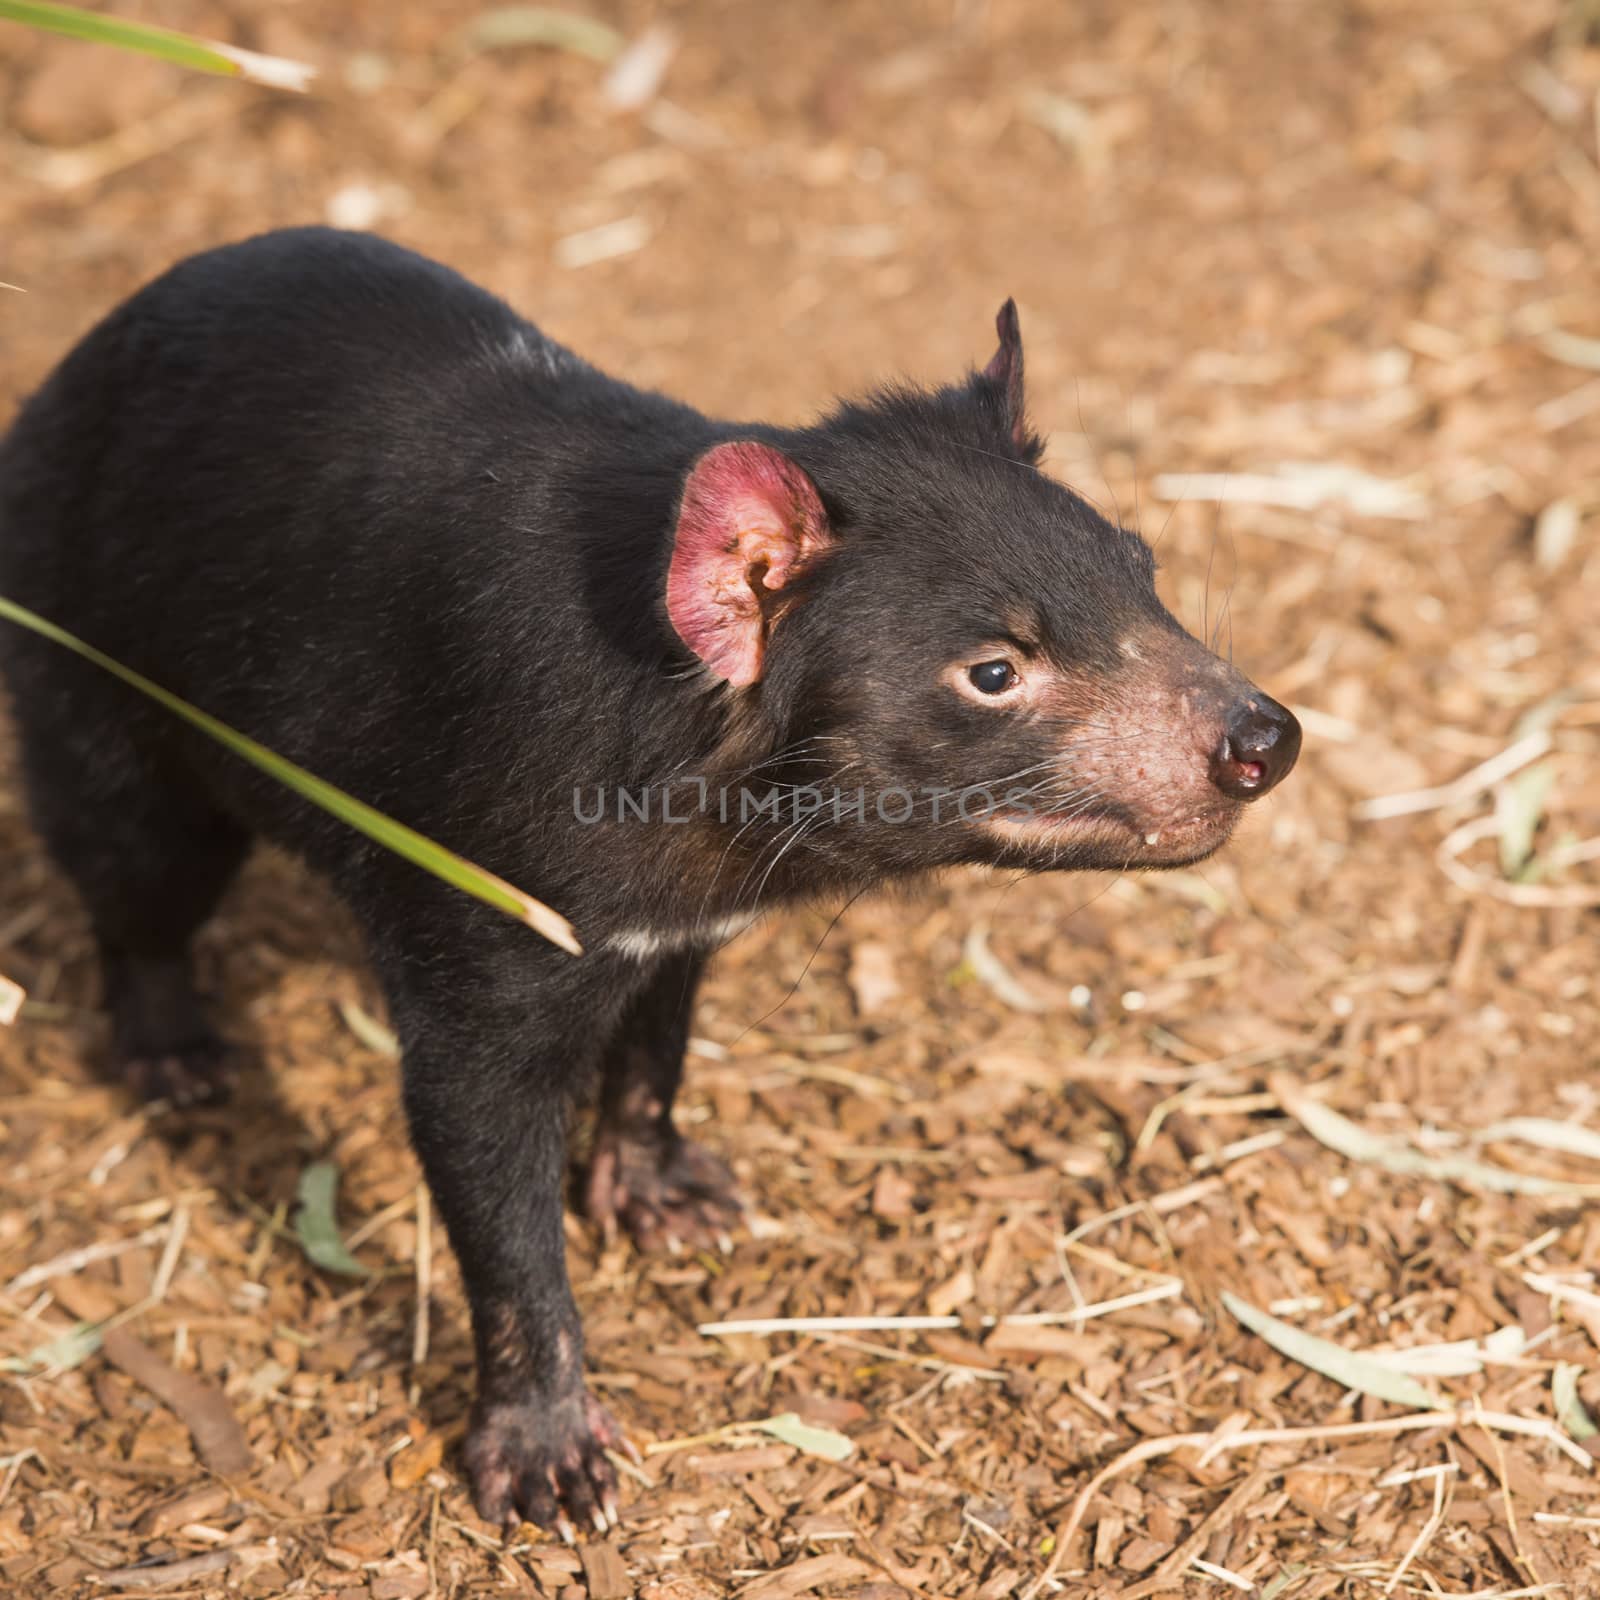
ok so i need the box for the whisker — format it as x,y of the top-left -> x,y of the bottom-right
1076,378 -> 1122,530
728,881 -> 878,1043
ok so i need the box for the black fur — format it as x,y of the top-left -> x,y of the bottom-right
0,228 -> 1294,1529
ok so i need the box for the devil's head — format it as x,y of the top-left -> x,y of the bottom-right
663,302 -> 1300,881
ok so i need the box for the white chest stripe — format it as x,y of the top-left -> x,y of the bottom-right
605,912 -> 758,962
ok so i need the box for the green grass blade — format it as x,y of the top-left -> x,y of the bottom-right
0,0 -> 314,90
0,594 -> 582,955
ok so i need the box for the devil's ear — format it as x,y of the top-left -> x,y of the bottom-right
979,298 -> 1039,457
665,441 -> 833,686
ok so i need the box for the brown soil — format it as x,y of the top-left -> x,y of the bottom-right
2,3 -> 1599,1597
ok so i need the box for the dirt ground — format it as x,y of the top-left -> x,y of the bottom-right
2,1 -> 1600,1596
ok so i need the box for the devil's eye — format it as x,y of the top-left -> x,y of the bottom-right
968,660 -> 1017,695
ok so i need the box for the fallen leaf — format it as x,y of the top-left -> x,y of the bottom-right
1554,1364 -> 1598,1441
1272,1075 -> 1600,1198
294,1161 -> 369,1278
1221,1292 -> 1443,1411
0,1318 -> 103,1375
750,1411 -> 854,1461
1496,758 -> 1556,878
461,5 -> 622,61
1363,1324 -> 1525,1376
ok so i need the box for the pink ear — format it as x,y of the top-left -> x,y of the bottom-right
666,441 -> 832,686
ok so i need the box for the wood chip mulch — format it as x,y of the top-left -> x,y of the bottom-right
2,1 -> 1599,1595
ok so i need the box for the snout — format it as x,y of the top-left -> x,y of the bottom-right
1209,695 -> 1301,801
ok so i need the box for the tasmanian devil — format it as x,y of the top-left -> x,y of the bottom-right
0,227 -> 1299,1534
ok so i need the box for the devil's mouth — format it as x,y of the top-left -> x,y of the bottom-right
978,800 -> 1240,863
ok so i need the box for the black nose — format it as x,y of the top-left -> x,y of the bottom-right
1209,695 -> 1301,801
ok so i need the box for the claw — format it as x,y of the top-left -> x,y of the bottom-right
470,1391 -> 629,1541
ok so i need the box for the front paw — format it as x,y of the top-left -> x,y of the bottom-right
585,1128 -> 742,1253
118,1039 -> 232,1107
465,1389 -> 634,1537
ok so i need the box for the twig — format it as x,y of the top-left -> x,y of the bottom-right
1118,1467 -> 1272,1598
0,1449 -> 40,1512
698,1280 -> 1181,1338
1186,1557 -> 1252,1591
5,1227 -> 165,1297
1471,1405 -> 1540,1588
963,1505 -> 1016,1550
606,1447 -> 658,1489
345,1191 -> 420,1250
1136,1091 -> 1279,1152
411,1185 -> 431,1408
1438,814 -> 1600,908
1149,465 -> 1428,519
13,91 -> 247,192
93,1550 -> 234,1588
1020,1408 -> 1594,1600
1524,1271 -> 1600,1313
760,1058 -> 913,1101
428,1487 -> 441,1598
1059,1176 -> 1227,1247
1353,731 -> 1551,822
813,1331 -> 1004,1379
1382,1464 -> 1449,1594
1536,377 -> 1600,432
148,1204 -> 189,1303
